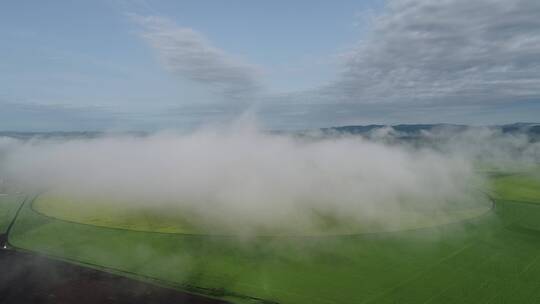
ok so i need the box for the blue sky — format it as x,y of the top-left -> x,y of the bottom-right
1,0 -> 539,131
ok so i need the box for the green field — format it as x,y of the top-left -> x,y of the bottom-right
2,170 -> 540,303
31,192 -> 491,236
0,193 -> 25,233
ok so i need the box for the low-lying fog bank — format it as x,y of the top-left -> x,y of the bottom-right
0,121 -> 538,233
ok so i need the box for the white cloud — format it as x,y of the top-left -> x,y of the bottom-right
131,14 -> 263,100
1,121 -> 484,234
328,0 -> 540,105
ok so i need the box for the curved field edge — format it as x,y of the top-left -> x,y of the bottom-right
0,193 -> 25,233
7,170 -> 540,304
491,173 -> 540,204
31,194 -> 492,236
9,204 -> 503,304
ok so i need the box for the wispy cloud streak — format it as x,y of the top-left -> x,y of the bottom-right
131,14 -> 263,100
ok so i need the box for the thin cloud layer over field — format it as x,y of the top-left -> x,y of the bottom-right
0,122 -> 491,234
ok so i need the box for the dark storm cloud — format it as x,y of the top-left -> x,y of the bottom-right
328,0 -> 540,105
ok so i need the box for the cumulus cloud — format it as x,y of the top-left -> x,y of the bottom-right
328,0 -> 540,105
131,14 -> 263,100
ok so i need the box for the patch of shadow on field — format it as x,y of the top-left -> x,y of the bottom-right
0,248 -> 229,304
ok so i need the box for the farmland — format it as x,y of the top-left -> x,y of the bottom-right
1,169 -> 539,303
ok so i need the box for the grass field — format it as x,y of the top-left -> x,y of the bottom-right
2,169 -> 540,303
31,193 -> 491,236
0,193 -> 25,233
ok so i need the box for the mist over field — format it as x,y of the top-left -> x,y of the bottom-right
2,121 -> 539,233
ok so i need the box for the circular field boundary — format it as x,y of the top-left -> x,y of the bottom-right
28,194 -> 495,238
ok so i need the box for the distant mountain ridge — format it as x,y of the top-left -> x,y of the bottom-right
321,123 -> 540,136
1,123 -> 539,140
